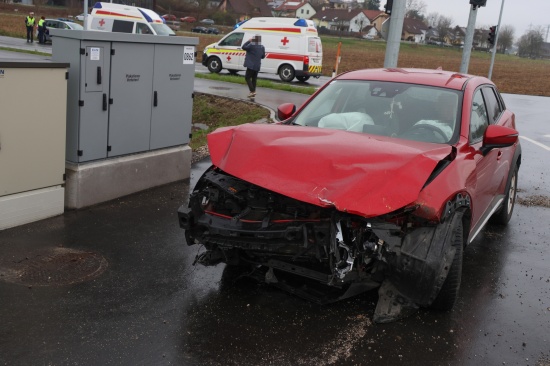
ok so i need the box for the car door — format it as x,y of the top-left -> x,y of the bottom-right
217,32 -> 245,71
481,86 -> 515,202
468,88 -> 502,230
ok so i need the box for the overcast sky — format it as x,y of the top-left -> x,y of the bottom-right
418,0 -> 550,41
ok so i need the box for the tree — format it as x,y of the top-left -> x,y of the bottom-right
364,0 -> 381,10
405,0 -> 426,20
435,15 -> 452,44
517,27 -> 545,58
497,25 -> 515,54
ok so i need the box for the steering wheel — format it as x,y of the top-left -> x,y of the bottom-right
404,124 -> 448,143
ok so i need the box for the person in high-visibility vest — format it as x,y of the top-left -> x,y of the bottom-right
25,11 -> 35,43
38,16 -> 46,44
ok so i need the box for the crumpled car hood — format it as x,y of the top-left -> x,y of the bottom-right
208,124 -> 452,217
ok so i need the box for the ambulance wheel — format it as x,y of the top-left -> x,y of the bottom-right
279,65 -> 295,82
207,57 -> 222,73
296,76 -> 310,82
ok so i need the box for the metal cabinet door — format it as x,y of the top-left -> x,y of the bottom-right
150,44 -> 195,149
78,41 -> 111,162
108,42 -> 154,157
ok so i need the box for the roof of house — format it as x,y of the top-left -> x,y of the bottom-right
274,0 -> 309,11
314,8 -> 362,21
402,17 -> 428,34
362,10 -> 383,21
220,0 -> 273,16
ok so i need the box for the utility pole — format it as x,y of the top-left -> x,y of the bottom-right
488,0 -> 506,80
383,0 -> 406,68
459,5 -> 478,74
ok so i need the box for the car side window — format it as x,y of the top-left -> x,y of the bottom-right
136,23 -> 151,34
481,87 -> 503,124
219,33 -> 244,47
112,20 -> 134,33
470,90 -> 489,143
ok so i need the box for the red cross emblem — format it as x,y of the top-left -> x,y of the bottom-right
281,37 -> 289,46
99,19 -> 105,27
227,55 -> 232,62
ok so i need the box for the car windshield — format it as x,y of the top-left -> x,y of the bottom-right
293,80 -> 462,144
151,23 -> 175,35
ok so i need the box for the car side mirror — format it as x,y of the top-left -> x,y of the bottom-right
480,124 -> 519,156
277,103 -> 296,121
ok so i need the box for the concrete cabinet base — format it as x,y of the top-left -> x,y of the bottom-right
64,146 -> 191,209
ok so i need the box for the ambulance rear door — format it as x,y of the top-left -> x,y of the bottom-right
307,36 -> 323,76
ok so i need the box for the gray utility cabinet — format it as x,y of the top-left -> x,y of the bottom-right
50,30 -> 198,163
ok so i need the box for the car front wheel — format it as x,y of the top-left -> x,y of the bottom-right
430,218 -> 463,311
207,57 -> 222,73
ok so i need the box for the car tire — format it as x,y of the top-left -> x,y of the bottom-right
207,57 -> 222,73
279,64 -> 295,82
430,219 -> 463,311
490,165 -> 518,225
296,75 -> 310,82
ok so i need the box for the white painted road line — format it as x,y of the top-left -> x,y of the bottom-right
544,134 -> 550,138
520,136 -> 550,151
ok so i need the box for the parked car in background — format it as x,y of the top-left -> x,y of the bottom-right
180,16 -> 196,23
38,18 -> 84,43
200,18 -> 215,25
191,26 -> 208,33
179,68 -> 521,324
75,13 -> 86,21
162,14 -> 177,21
206,27 -> 219,35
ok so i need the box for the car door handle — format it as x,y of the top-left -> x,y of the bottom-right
497,150 -> 503,160
97,66 -> 102,85
154,91 -> 158,107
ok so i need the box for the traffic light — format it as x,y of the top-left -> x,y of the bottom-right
384,0 -> 393,15
488,26 -> 497,46
470,0 -> 487,7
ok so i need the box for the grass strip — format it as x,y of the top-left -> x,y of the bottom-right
195,72 -> 317,95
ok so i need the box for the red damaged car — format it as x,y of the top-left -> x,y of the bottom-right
178,68 -> 521,322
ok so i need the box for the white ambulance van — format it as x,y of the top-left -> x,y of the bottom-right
202,17 -> 323,82
86,2 -> 175,36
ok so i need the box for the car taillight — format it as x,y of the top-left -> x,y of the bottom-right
304,56 -> 309,66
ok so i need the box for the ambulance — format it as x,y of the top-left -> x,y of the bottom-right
86,2 -> 175,36
202,17 -> 323,82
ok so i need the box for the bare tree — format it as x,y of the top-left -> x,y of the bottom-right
435,15 -> 452,44
425,12 -> 439,27
517,26 -> 545,58
497,25 -> 515,54
405,0 -> 426,19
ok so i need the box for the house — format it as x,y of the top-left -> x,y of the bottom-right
401,17 -> 428,43
328,0 -> 359,10
274,0 -> 316,19
369,11 -> 389,34
313,8 -> 362,31
348,9 -> 383,36
218,0 -> 273,20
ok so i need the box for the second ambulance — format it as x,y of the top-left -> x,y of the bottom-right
202,17 -> 323,82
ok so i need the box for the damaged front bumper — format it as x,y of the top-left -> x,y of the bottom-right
178,167 -> 462,322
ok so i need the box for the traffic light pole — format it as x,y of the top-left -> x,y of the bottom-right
488,0 -> 506,80
459,5 -> 478,74
383,0 -> 406,68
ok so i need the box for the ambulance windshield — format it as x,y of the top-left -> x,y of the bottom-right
151,23 -> 175,36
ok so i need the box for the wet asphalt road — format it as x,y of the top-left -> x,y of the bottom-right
2,42 -> 550,365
